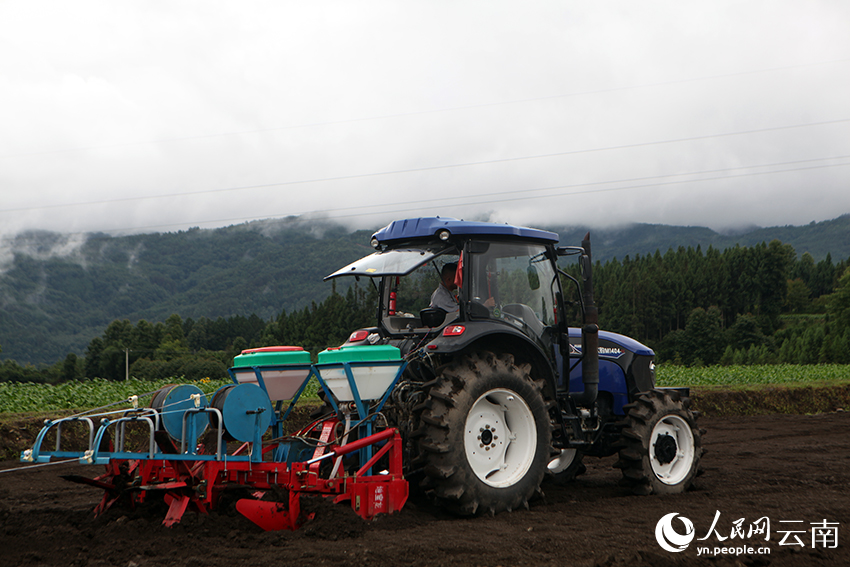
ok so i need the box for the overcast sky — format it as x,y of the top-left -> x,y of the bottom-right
2,1 -> 849,242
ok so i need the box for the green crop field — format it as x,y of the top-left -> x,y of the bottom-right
656,364 -> 850,388
0,376 -> 322,414
0,366 -> 848,414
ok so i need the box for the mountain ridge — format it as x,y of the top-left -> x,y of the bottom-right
1,214 -> 848,365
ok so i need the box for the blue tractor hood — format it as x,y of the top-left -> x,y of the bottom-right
568,327 -> 655,357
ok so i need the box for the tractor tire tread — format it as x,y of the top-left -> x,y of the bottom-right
615,388 -> 702,496
415,351 -> 550,516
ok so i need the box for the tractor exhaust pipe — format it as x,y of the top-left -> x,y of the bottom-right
573,232 -> 599,408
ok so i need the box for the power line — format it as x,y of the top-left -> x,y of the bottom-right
3,117 -> 849,215
311,155 -> 850,215
203,159 -> 850,225
23,154 -> 845,236
3,57 -> 849,160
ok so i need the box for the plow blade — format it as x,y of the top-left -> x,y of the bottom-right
61,473 -> 125,516
60,474 -> 116,492
236,495 -> 306,531
164,493 -> 191,527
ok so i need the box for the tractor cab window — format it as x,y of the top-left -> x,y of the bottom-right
324,243 -> 459,334
379,253 -> 460,333
466,241 -> 557,340
325,245 -> 450,279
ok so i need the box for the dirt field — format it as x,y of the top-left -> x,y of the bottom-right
1,412 -> 848,567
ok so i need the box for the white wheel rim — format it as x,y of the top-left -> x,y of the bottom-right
464,388 -> 537,488
548,449 -> 578,474
649,414 -> 695,485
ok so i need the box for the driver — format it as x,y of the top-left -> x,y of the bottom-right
430,263 -> 459,312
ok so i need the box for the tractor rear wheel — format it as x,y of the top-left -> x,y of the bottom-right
615,389 -> 703,495
417,351 -> 551,515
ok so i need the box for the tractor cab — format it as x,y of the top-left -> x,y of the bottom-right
325,218 -> 563,360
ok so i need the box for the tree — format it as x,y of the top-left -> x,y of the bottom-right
157,314 -> 189,360
61,353 -> 81,382
785,278 -> 811,314
727,313 -> 767,351
753,240 -> 795,333
682,307 -> 724,366
810,253 -> 837,297
793,252 -> 816,285
827,268 -> 850,333
799,326 -> 825,365
133,320 -> 162,354
84,337 -> 104,378
825,330 -> 850,364
719,345 -> 735,365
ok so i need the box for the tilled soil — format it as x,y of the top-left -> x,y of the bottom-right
1,412 -> 848,567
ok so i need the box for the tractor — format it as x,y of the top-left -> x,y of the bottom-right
325,216 -> 703,515
21,216 -> 702,529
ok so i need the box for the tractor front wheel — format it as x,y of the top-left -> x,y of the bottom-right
615,389 -> 703,495
417,352 -> 551,515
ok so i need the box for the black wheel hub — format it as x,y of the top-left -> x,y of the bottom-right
480,429 -> 493,445
654,433 -> 677,465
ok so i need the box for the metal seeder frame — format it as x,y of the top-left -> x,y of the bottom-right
21,359 -> 410,530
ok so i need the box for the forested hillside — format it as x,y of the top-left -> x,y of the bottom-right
3,234 -> 849,385
0,219 -> 373,365
1,214 -> 849,369
569,240 -> 850,367
551,214 -> 850,265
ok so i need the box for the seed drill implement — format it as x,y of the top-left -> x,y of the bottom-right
22,345 -> 410,530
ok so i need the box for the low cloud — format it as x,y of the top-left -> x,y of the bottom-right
1,1 -> 848,237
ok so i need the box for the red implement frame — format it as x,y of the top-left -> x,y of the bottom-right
76,427 -> 408,531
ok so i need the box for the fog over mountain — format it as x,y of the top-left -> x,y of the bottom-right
1,214 -> 848,366
2,2 -> 849,239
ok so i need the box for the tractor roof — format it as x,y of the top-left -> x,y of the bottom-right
372,217 -> 559,245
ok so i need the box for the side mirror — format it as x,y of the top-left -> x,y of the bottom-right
527,265 -> 540,290
580,254 -> 590,278
420,308 -> 447,328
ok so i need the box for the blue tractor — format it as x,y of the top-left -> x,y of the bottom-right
325,217 -> 703,515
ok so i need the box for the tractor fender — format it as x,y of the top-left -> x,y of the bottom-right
422,321 -> 558,398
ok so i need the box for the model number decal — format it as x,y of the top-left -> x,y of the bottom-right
599,347 -> 625,357
571,345 -> 625,358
